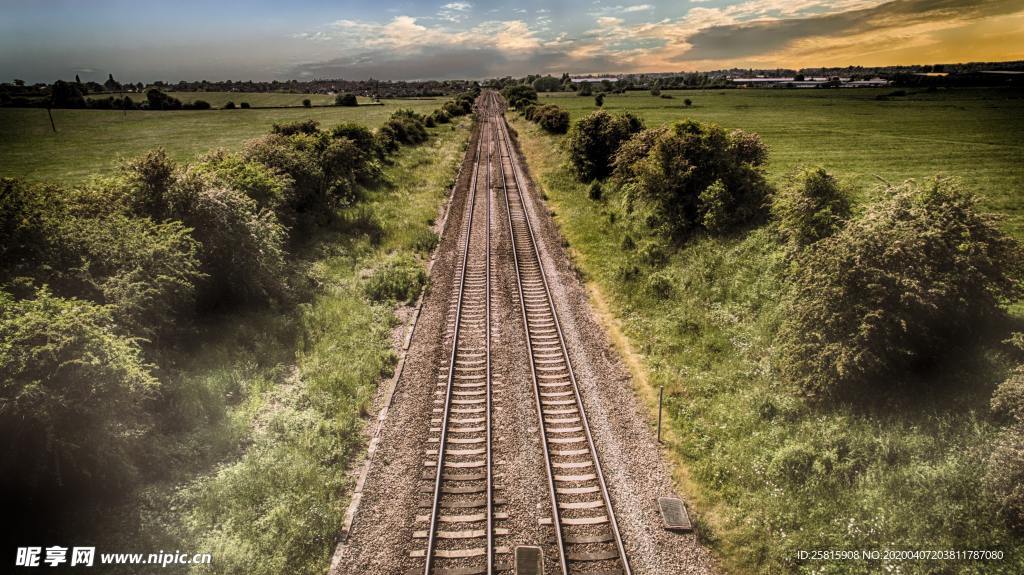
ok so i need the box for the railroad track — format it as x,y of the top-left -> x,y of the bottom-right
414,92 -> 630,575
491,92 -> 631,575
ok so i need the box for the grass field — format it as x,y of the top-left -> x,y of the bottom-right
542,88 -> 1024,232
0,96 -> 446,182
511,87 -> 1024,573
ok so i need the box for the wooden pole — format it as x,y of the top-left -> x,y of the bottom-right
46,107 -> 56,133
657,385 -> 664,444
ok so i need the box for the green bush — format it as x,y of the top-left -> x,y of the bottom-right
1,178 -> 203,339
993,368 -> 1024,422
335,93 -> 358,107
773,167 -> 851,247
984,426 -> 1024,531
615,119 -> 770,237
245,128 -> 370,220
567,110 -> 644,181
0,288 -> 158,501
524,104 -> 569,134
364,254 -> 427,304
194,150 -> 296,217
118,151 -> 288,305
57,214 -> 203,339
271,119 -> 319,136
500,84 -> 537,110
779,178 -> 1024,398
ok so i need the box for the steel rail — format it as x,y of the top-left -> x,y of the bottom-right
423,107 -> 491,574
491,91 -> 632,575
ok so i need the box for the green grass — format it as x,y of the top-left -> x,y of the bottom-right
0,97 -> 446,182
511,110 -> 1024,574
85,119 -> 470,574
542,88 -> 1024,233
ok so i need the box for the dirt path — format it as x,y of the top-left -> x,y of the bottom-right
329,94 -> 718,575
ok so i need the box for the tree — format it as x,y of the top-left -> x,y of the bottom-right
773,167 -> 851,247
684,98 -> 693,107
594,93 -> 604,107
104,73 -> 121,92
779,178 -> 1024,399
240,102 -> 251,109
577,82 -> 593,96
302,98 -> 312,108
500,84 -> 537,110
335,93 -> 358,107
224,101 -> 236,109
532,75 -> 562,93
614,120 -> 770,237
50,80 -> 86,108
0,288 -> 159,504
145,88 -> 182,110
567,110 -> 643,181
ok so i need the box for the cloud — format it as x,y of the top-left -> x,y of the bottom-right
676,0 -> 1024,61
288,0 -> 1024,79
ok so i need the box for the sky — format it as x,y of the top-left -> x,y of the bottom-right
2,0 -> 1023,83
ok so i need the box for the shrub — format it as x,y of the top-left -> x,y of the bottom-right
245,128 -> 371,220
335,93 -> 358,107
567,111 -> 644,181
1,178 -> 203,339
240,102 -> 250,109
984,426 -> 1024,531
523,103 -> 569,134
614,119 -> 770,236
145,88 -> 181,110
364,254 -> 427,304
190,99 -> 211,110
650,88 -> 661,96
779,178 -> 1024,398
194,150 -> 296,216
594,93 -> 604,107
379,110 -> 428,147
773,167 -> 851,247
0,288 -> 158,502
330,123 -> 377,156
272,119 -> 320,136
684,98 -> 693,107
56,214 -> 203,339
577,83 -> 593,96
993,368 -> 1024,422
536,105 -> 569,134
118,151 -> 288,305
588,180 -> 603,201
224,101 -> 236,110
500,84 -> 538,110
302,98 -> 312,108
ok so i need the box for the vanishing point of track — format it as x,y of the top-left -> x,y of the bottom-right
415,92 -> 631,575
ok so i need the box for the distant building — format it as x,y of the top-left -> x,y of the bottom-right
730,76 -> 889,88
